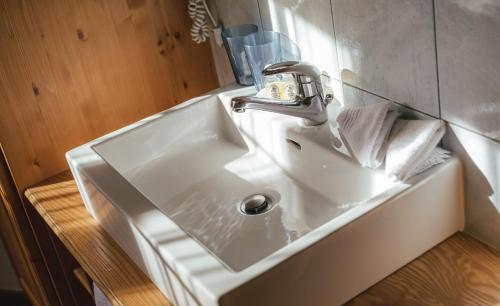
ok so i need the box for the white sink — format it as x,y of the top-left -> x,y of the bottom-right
67,85 -> 464,306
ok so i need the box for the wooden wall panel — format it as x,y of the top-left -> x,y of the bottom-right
0,0 -> 218,190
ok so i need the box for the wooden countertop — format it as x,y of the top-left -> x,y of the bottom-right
25,172 -> 500,306
25,172 -> 172,306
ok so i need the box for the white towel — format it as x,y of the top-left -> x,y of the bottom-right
385,119 -> 450,181
337,101 -> 399,168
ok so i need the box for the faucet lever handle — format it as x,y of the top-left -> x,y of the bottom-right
262,61 -> 321,81
263,61 -> 329,102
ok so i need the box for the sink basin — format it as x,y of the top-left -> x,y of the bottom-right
67,85 -> 464,306
91,91 -> 399,272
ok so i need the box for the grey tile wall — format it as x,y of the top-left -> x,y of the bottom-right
258,0 -> 340,79
210,0 -> 500,250
341,84 -> 434,120
331,0 -> 439,117
212,0 -> 262,28
436,0 -> 500,141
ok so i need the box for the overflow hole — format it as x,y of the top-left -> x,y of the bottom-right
286,138 -> 302,151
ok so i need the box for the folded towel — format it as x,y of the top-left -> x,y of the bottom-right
385,119 -> 450,181
410,147 -> 451,177
337,101 -> 399,168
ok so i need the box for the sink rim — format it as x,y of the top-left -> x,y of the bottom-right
66,85 -> 459,304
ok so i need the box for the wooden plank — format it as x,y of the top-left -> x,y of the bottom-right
25,172 -> 172,306
0,0 -> 59,187
25,172 -> 500,306
0,0 -> 218,191
0,144 -> 56,306
0,2 -> 217,300
347,233 -> 500,305
72,268 -> 93,297
157,0 -> 219,101
48,232 -> 94,306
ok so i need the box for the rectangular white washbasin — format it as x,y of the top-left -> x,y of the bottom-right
67,85 -> 464,305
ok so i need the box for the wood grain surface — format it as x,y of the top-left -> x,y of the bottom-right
347,233 -> 500,306
25,172 -> 172,306
25,172 -> 500,306
0,0 -> 218,191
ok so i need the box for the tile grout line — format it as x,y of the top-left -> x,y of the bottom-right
255,0 -> 264,30
432,0 -> 443,120
340,79 -> 500,146
329,0 -> 343,81
339,80 -> 439,119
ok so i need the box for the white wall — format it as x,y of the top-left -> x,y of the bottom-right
210,0 -> 500,250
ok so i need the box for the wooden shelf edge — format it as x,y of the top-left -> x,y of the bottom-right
24,177 -> 172,306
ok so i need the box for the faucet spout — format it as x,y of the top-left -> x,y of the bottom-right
231,95 -> 328,126
231,96 -> 297,112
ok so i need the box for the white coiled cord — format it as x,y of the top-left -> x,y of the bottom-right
188,0 -> 217,44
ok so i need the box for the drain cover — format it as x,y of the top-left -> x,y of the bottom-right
240,194 -> 272,215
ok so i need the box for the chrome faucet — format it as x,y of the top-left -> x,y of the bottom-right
231,61 -> 333,125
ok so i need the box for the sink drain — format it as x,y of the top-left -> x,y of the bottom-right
239,194 -> 274,215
